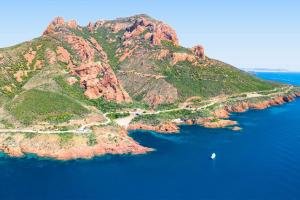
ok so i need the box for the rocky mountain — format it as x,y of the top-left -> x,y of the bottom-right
0,14 -> 277,108
1,14 -> 299,160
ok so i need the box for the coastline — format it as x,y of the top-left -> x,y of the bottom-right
0,91 -> 299,161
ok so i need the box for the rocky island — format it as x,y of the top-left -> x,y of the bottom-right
0,14 -> 299,160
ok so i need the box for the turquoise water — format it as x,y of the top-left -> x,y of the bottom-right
0,73 -> 300,200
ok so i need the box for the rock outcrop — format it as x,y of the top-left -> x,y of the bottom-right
196,117 -> 237,128
0,126 -> 153,160
128,122 -> 179,134
191,45 -> 205,59
171,52 -> 197,65
71,62 -> 131,102
43,17 -> 78,35
121,16 -> 179,46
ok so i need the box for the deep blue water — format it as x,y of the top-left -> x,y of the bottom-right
1,73 -> 300,200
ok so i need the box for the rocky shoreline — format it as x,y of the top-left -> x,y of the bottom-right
0,126 -> 153,160
0,92 -> 299,160
129,92 -> 300,133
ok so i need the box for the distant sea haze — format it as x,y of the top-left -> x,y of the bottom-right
242,68 -> 300,73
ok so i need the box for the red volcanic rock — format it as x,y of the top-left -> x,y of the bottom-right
144,32 -> 152,40
153,23 -> 179,46
46,49 -> 56,65
71,62 -> 131,103
119,48 -> 136,62
249,101 -> 270,110
226,102 -> 249,113
123,17 -> 179,46
184,119 -> 194,125
157,49 -> 169,60
34,60 -> 44,69
94,20 -> 105,29
56,46 -> 71,63
89,37 -> 108,60
43,17 -> 65,35
157,122 -> 180,133
67,20 -> 78,29
65,35 -> 95,62
87,22 -> 94,32
212,109 -> 230,118
128,122 -> 179,134
171,53 -> 196,65
111,22 -> 129,33
14,70 -> 28,82
199,119 -> 237,128
67,77 -> 78,85
283,95 -> 295,102
269,96 -> 285,106
24,50 -> 36,65
191,45 -> 205,59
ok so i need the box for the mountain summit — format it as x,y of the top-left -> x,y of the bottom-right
1,14 -> 276,107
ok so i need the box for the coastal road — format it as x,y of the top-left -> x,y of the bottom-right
0,86 -> 294,133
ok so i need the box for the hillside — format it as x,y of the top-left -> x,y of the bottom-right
0,14 -> 299,159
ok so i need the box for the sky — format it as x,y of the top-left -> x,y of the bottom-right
1,0 -> 299,71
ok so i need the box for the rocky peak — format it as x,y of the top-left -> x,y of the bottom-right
43,17 -> 78,35
191,45 -> 205,59
121,15 -> 179,46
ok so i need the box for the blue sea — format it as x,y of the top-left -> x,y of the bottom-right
1,73 -> 300,200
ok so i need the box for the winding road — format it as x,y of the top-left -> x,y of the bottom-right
0,86 -> 294,134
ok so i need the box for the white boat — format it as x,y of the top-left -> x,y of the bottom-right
211,153 -> 216,160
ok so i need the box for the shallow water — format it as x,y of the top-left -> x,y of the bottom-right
0,72 -> 300,200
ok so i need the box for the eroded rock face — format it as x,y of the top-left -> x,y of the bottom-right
171,52 -> 196,65
65,35 -> 95,62
122,16 -> 179,46
43,17 -> 78,35
0,126 -> 153,160
191,45 -> 205,59
42,17 -> 132,103
24,50 -> 36,65
14,70 -> 28,82
67,77 -> 78,85
46,49 -> 56,65
128,122 -> 179,134
43,17 -> 65,35
56,46 -> 71,64
152,23 -> 179,46
157,49 -> 170,60
71,62 -> 131,102
196,118 -> 237,128
212,109 -> 230,118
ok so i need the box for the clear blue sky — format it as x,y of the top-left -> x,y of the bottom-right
1,0 -> 299,71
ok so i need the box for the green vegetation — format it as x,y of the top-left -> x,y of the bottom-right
156,59 -> 279,99
132,109 -> 210,125
54,76 -> 88,103
107,112 -> 130,119
59,132 -> 73,146
92,27 -> 121,69
46,112 -> 73,124
87,133 -> 98,146
90,98 -> 149,113
155,103 -> 179,111
0,119 -> 14,129
161,41 -> 190,53
55,76 -> 149,113
8,89 -> 88,125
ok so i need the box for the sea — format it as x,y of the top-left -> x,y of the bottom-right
0,72 -> 300,200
